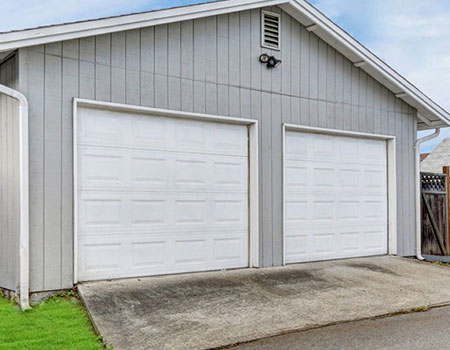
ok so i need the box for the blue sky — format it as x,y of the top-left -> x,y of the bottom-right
2,0 -> 450,152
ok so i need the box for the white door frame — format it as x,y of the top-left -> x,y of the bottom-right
282,124 -> 397,265
73,98 -> 259,284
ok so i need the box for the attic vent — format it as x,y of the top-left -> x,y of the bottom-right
262,10 -> 281,50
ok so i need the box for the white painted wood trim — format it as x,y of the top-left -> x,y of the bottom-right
282,124 -> 287,265
72,99 -> 260,283
284,124 -> 396,141
72,99 -> 79,285
282,124 -> 398,261
387,138 -> 397,255
249,122 -> 260,268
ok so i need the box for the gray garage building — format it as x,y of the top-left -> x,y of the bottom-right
1,0 -> 449,309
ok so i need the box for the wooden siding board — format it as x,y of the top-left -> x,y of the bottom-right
140,71 -> 154,107
155,25 -> 168,76
181,21 -> 194,80
240,11 -> 251,89
168,76 -> 181,110
290,18 -> 301,98
111,32 -> 126,68
228,13 -> 240,87
61,57 -> 78,288
194,19 -> 206,82
281,11 -> 291,95
125,69 -> 140,105
62,40 -> 79,60
95,34 -> 111,65
205,82 -> 218,115
168,23 -> 181,78
44,53 -> 63,290
272,94 -> 282,266
261,91 -> 272,267
125,29 -> 140,70
229,86 -> 240,117
181,78 -> 194,112
25,51 -> 45,291
45,42 -> 62,57
95,64 -> 111,102
240,87 -> 251,118
79,61 -> 95,99
19,8 -> 419,289
217,15 -> 229,85
250,9 -> 262,91
140,28 -> 154,73
300,26 -> 310,98
205,17 -> 217,84
79,37 -> 95,62
194,80 -> 206,113
217,84 -> 229,115
111,67 -> 126,103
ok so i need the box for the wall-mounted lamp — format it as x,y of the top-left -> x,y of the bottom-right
259,53 -> 282,69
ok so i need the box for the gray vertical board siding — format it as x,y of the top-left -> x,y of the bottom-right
0,55 -> 20,291
19,7 -> 418,290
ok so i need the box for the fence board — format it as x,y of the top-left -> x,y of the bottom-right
421,172 -> 448,256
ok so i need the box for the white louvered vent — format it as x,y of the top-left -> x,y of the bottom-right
262,10 -> 281,50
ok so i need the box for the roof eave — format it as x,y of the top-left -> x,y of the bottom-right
0,0 -> 288,53
281,0 -> 450,130
0,0 -> 448,129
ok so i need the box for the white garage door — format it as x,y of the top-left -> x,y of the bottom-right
284,131 -> 388,264
77,107 -> 249,281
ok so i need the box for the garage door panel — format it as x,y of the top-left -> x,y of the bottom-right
78,109 -> 124,145
79,147 -> 248,192
285,131 -> 388,264
77,108 -> 249,281
78,230 -> 248,280
285,159 -> 385,195
78,191 -> 247,233
286,132 -> 386,165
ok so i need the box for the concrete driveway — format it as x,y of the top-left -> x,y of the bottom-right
78,257 -> 450,350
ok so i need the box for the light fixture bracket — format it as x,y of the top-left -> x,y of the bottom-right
259,53 -> 282,69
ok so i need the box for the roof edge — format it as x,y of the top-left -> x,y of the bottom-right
283,0 -> 450,129
0,0 -> 448,129
0,0 -> 287,52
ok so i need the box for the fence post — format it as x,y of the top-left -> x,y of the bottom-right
443,166 -> 450,254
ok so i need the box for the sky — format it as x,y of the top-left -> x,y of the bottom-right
2,0 -> 450,152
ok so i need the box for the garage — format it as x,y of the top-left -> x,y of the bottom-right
284,128 -> 389,264
75,106 -> 253,281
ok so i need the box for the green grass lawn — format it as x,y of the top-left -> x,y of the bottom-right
0,295 -> 103,350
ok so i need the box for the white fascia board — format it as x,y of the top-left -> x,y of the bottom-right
0,0 -> 288,52
281,0 -> 450,128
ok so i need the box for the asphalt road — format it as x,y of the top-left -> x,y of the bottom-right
231,306 -> 450,350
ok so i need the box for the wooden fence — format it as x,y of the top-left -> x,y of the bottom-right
421,171 -> 449,256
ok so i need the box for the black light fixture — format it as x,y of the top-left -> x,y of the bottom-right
259,53 -> 282,68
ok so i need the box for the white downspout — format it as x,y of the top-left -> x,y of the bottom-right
0,84 -> 30,310
414,128 -> 440,261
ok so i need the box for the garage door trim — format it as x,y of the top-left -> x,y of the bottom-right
73,98 -> 259,283
282,124 -> 397,265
